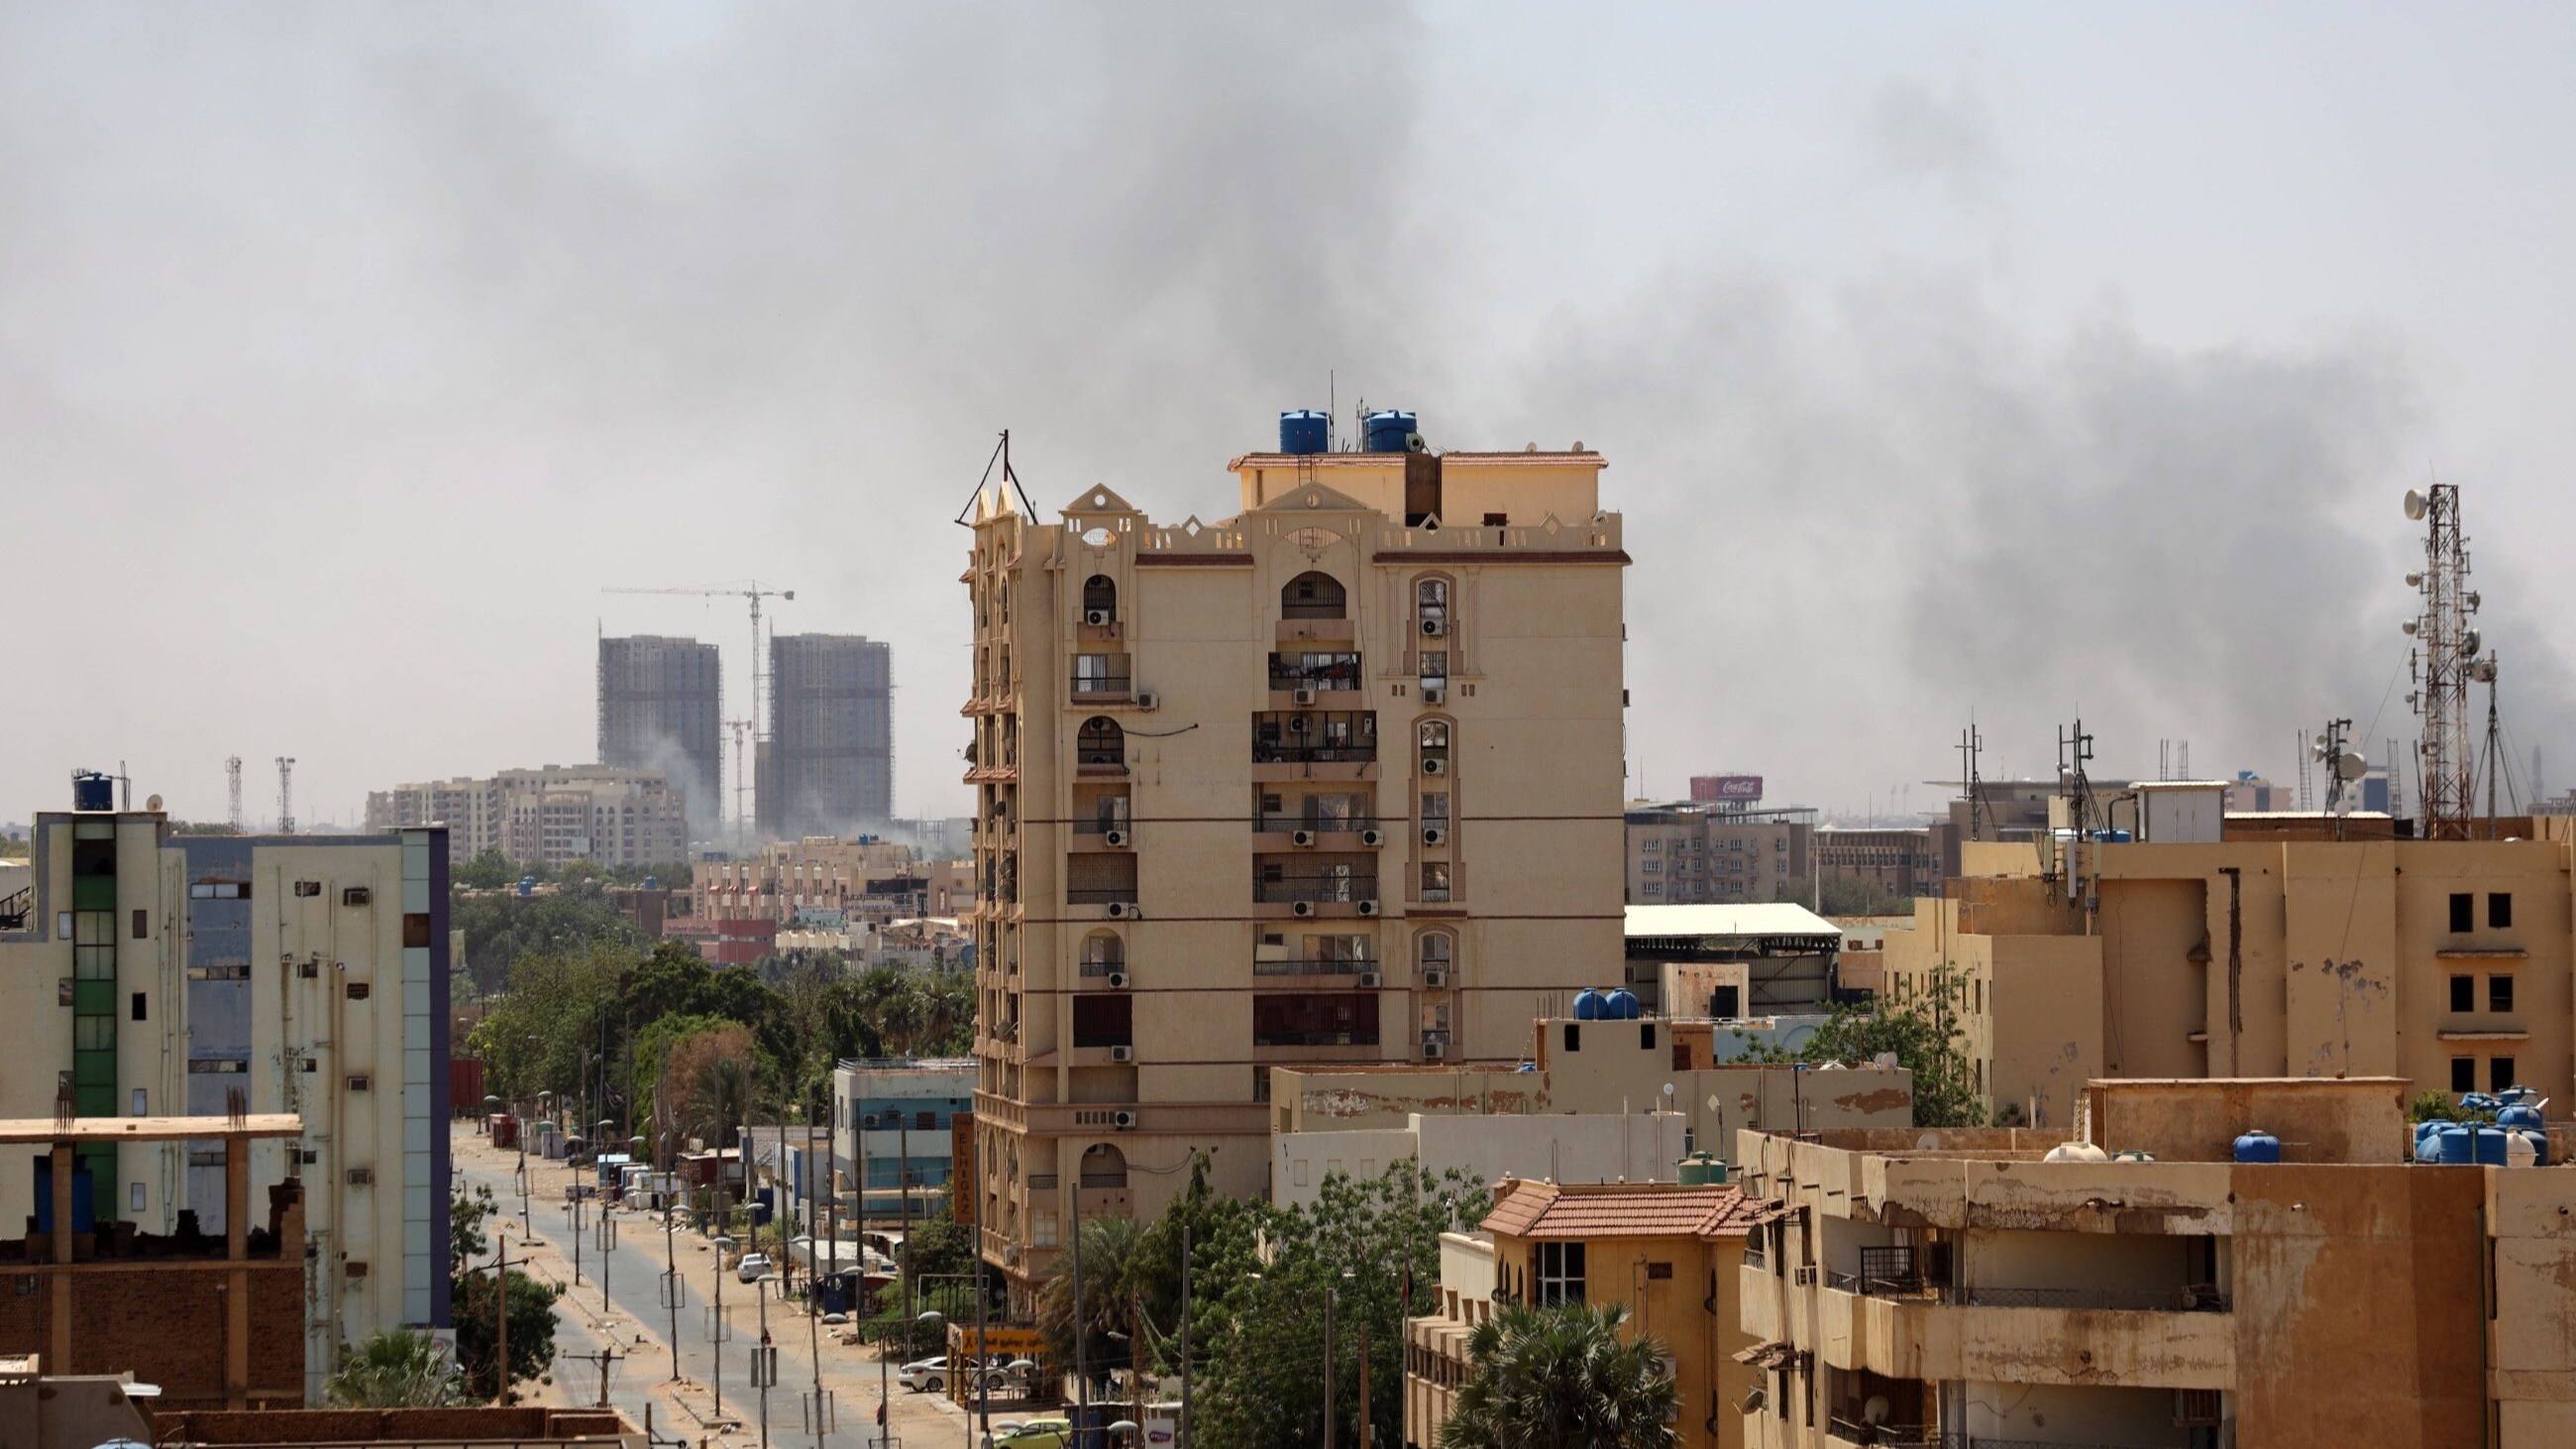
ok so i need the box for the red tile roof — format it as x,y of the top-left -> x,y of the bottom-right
1480,1180 -> 1761,1241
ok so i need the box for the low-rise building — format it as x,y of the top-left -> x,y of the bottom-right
1410,1177 -> 1764,1449
835,1059 -> 976,1222
1272,1109 -> 1686,1212
1626,903 -> 1846,1016
0,800 -> 451,1400
1734,1075 -> 2576,1449
364,764 -> 687,868
695,836 -> 928,926
1811,826 -> 1947,905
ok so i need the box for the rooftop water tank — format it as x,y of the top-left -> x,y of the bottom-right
2475,1126 -> 2510,1167
517,875 -> 538,898
2498,1101 -> 2544,1133
1279,410 -> 1329,455
2232,1128 -> 2281,1164
1573,988 -> 1606,1021
2508,1132 -> 2539,1169
2043,1141 -> 2109,1164
1364,410 -> 1418,454
71,770 -> 114,813
2111,1150 -> 2156,1163
2428,1122 -> 2476,1165
1676,1152 -> 1721,1186
1606,988 -> 1643,1020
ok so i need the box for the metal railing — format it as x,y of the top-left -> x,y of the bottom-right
1078,957 -> 1124,977
1253,957 -> 1377,976
1280,600 -> 1347,619
1940,1283 -> 2230,1312
1268,655 -> 1364,691
1025,1172 -> 1058,1190
1071,669 -> 1133,696
1065,888 -> 1138,906
1827,1418 -> 1935,1448
0,887 -> 29,932
1253,1030 -> 1381,1048
1254,813 -> 1380,833
1071,817 -> 1132,834
1253,740 -> 1379,764
1254,874 -> 1378,904
1079,1172 -> 1128,1189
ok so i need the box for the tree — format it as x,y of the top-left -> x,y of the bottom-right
453,1264 -> 564,1401
326,1328 -> 467,1407
454,847 -> 518,891
1817,873 -> 1914,917
1440,1302 -> 1678,1449
1728,964 -> 1989,1128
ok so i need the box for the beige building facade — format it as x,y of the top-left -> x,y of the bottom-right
365,764 -> 687,868
1627,800 -> 1811,905
0,806 -> 450,1402
1884,818 -> 2576,1129
963,438 -> 1630,1295
1736,1076 -> 2576,1449
695,836 -> 926,926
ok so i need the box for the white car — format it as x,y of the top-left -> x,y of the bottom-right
901,1357 -> 1009,1393
735,1251 -> 775,1283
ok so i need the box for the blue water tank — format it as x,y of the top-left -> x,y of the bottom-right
72,770 -> 114,812
2525,1130 -> 2551,1167
1573,988 -> 1605,1021
2430,1123 -> 2477,1165
1606,988 -> 1642,1020
2499,1102 -> 2544,1132
1279,410 -> 1329,455
1364,410 -> 1418,454
2476,1127 -> 2511,1167
2232,1128 -> 2281,1164
517,876 -> 538,898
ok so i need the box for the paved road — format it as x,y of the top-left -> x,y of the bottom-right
452,1122 -> 989,1449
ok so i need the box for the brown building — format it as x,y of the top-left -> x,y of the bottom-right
1735,1076 -> 2576,1449
1811,826 -> 1949,904
963,428 -> 1630,1299
0,1114 -> 308,1409
1626,800 -> 1811,905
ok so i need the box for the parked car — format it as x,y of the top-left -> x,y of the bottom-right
985,1417 -> 1073,1449
735,1251 -> 775,1283
900,1357 -> 956,1393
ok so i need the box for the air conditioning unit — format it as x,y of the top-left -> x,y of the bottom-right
1356,900 -> 1381,917
340,887 -> 372,907
1085,609 -> 1112,626
1103,829 -> 1129,848
1106,971 -> 1130,990
1292,901 -> 1316,918
1136,690 -> 1159,711
1423,1040 -> 1446,1060
1111,1109 -> 1137,1129
1360,829 -> 1384,846
1293,686 -> 1318,706
1292,829 -> 1317,847
1110,1046 -> 1133,1063
1423,758 -> 1446,776
1422,827 -> 1447,846
1107,902 -> 1137,919
1792,1266 -> 1819,1286
1423,968 -> 1448,988
1421,617 -> 1446,637
1359,971 -> 1382,988
1422,686 -> 1446,706
346,1167 -> 374,1186
1288,716 -> 1313,734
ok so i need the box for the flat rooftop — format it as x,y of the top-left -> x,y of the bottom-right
0,1114 -> 303,1145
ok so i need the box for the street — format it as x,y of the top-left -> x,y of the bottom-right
452,1121 -> 991,1449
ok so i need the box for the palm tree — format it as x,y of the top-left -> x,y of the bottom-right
1440,1301 -> 1678,1449
325,1328 -> 466,1407
1035,1214 -> 1151,1397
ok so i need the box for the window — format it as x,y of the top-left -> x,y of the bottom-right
2491,893 -> 2514,929
1282,571 -> 1346,619
1422,792 -> 1449,822
346,981 -> 371,1001
2451,974 -> 2475,1012
130,1088 -> 147,1115
187,963 -> 251,981
2452,1057 -> 2477,1092
1073,654 -> 1129,695
1082,574 -> 1119,621
293,880 -> 322,898
1071,994 -> 1133,1049
131,909 -> 147,939
188,881 -> 250,900
1536,1242 -> 1585,1304
1642,838 -> 1661,853
2491,975 -> 2516,1013
2450,892 -> 2475,933
130,992 -> 146,1023
1251,992 -> 1379,1048
1419,650 -> 1449,686
2488,1057 -> 2519,1093
188,1059 -> 248,1074
130,1182 -> 146,1214
1078,716 -> 1126,766
1421,862 -> 1450,902
1563,1023 -> 1581,1053
1416,578 -> 1449,621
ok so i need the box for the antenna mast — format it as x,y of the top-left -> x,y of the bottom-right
274,756 -> 296,836
1959,723 -> 1985,839
226,756 -> 245,834
2403,483 -> 2480,839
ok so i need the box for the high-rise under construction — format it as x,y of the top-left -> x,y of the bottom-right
762,633 -> 894,839
597,634 -> 723,840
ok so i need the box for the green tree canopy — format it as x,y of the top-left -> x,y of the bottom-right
1440,1302 -> 1679,1449
326,1328 -> 466,1408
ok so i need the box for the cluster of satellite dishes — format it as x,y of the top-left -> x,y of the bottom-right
2311,734 -> 2369,784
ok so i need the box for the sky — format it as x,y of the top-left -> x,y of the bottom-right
6,4 -> 2576,830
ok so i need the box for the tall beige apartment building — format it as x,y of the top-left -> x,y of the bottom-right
963,426 -> 1628,1295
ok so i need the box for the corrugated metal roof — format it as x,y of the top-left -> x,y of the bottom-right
1624,903 -> 1841,940
1480,1180 -> 1762,1241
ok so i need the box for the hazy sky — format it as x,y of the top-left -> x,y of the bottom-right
8,4 -> 2576,829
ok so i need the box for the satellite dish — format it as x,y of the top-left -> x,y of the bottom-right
2402,620 -> 2418,635
2405,489 -> 2429,520
2465,627 -> 2483,654
2336,751 -> 2369,782
145,794 -> 163,812
2406,572 -> 2424,587
2471,658 -> 2499,684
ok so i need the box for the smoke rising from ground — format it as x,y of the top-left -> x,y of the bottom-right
1,7 -> 2568,821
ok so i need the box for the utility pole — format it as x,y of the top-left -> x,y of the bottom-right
1356,1314 -> 1370,1449
664,1152 -> 683,1383
492,1231 -> 511,1405
1071,1192 -> 1090,1449
1179,1224 -> 1192,1449
1323,1287 -> 1337,1449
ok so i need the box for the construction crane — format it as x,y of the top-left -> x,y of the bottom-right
601,582 -> 796,840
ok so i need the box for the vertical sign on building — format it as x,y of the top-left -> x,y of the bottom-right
951,1112 -> 976,1225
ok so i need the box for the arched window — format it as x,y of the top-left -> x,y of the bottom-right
1078,716 -> 1126,766
1419,720 -> 1451,774
1080,1143 -> 1128,1188
1082,575 -> 1118,623
1419,932 -> 1453,971
1282,571 -> 1347,619
1415,576 -> 1450,632
1082,931 -> 1125,976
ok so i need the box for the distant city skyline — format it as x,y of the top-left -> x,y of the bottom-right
10,6 -> 2576,827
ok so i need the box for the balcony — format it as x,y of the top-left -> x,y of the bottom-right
1268,652 -> 1364,695
1252,712 -> 1379,771
1253,956 -> 1378,977
1254,871 -> 1378,906
1066,888 -> 1138,907
1255,812 -> 1381,839
1818,1282 -> 2233,1389
1070,663 -> 1132,701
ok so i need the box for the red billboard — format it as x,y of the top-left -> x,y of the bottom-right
1689,775 -> 1764,802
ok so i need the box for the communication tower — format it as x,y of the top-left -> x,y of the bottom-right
226,756 -> 244,834
2402,485 -> 2481,839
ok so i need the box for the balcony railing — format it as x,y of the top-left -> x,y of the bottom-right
1080,1172 -> 1128,1189
1254,1030 -> 1381,1048
1253,740 -> 1380,764
1939,1283 -> 2231,1312
1072,1034 -> 1132,1050
1071,670 -> 1132,697
1066,888 -> 1138,906
1254,873 -> 1379,905
1072,817 -> 1132,834
1079,957 -> 1125,977
1826,1419 -> 1935,1448
1253,957 -> 1377,976
1254,813 -> 1380,834
1268,655 -> 1364,691
1025,1173 -> 1058,1191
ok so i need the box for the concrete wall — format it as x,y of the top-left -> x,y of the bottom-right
1269,1110 -> 1686,1211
